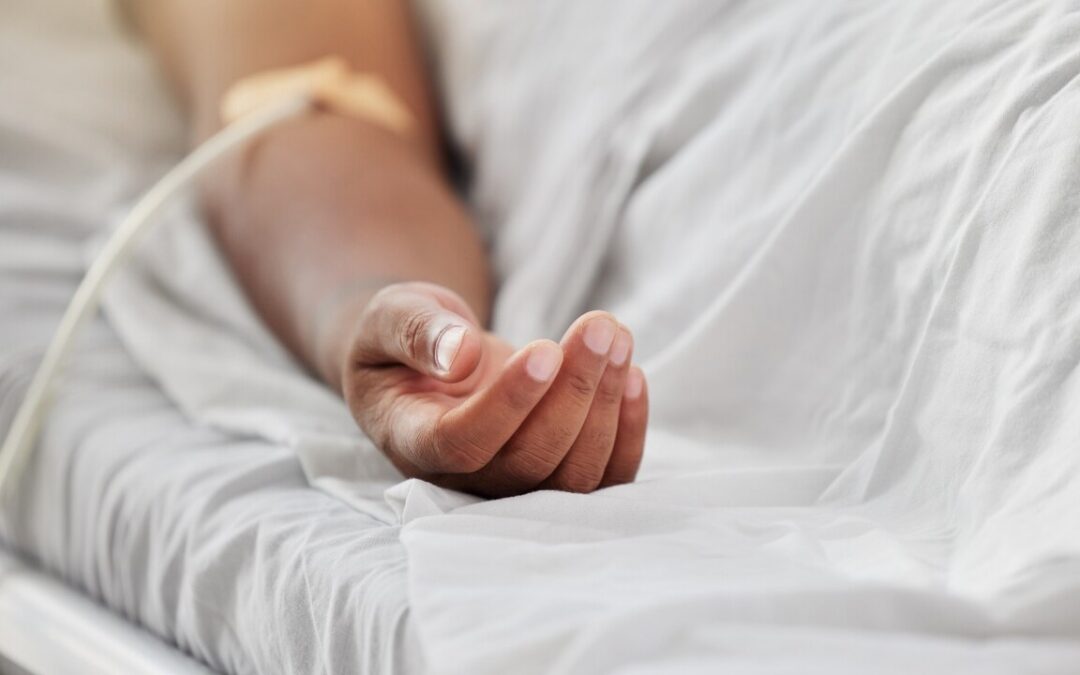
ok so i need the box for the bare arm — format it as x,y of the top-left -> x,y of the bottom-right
127,1 -> 648,496
126,0 -> 489,389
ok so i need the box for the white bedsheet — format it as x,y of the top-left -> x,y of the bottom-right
8,0 -> 1080,674
402,1 -> 1080,671
0,2 -> 419,673
394,2 -> 1080,671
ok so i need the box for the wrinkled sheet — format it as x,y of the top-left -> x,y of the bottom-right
0,2 -> 418,673
398,1 -> 1080,672
20,0 -> 1080,674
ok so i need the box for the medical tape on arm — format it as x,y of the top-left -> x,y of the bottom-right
0,58 -> 412,506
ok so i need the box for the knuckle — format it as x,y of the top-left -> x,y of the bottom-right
552,465 -> 603,494
577,425 -> 616,456
594,378 -> 623,408
398,310 -> 434,362
434,425 -> 491,474
501,446 -> 562,485
525,425 -> 578,460
563,371 -> 598,401
501,463 -> 551,488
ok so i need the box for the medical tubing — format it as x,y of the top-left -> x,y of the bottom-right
0,94 -> 313,502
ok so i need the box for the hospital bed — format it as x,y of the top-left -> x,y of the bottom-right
5,0 -> 1080,673
0,548 -> 210,674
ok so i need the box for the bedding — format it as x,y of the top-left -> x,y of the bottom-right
5,0 -> 1080,674
398,1 -> 1080,670
403,1 -> 1080,670
0,2 -> 419,673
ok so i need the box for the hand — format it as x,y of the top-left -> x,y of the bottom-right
337,282 -> 648,498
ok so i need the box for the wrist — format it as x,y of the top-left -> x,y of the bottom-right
311,279 -> 404,394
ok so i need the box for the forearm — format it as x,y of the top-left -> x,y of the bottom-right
203,112 -> 489,391
127,0 -> 491,390
122,0 -> 648,498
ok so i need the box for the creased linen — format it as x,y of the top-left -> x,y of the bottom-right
392,1 -> 1080,672
36,0 -> 1080,673
0,2 -> 419,673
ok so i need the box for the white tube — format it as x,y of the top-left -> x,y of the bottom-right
0,94 -> 313,504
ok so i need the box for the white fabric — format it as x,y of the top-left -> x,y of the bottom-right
0,2 -> 419,673
397,1 -> 1080,672
13,0 -> 1080,673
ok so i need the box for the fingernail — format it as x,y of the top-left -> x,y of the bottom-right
434,325 -> 466,373
526,342 -> 562,382
583,318 -> 617,356
625,368 -> 644,399
609,331 -> 632,366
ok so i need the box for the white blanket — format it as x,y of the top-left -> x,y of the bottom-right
99,0 -> 1080,672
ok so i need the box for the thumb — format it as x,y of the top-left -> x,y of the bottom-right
356,284 -> 483,382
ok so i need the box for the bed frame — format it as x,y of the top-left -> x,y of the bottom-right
0,548 -> 211,675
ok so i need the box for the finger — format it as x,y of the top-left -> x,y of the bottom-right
423,339 -> 563,474
354,284 -> 483,382
540,326 -> 633,493
481,311 -> 619,493
599,366 -> 648,488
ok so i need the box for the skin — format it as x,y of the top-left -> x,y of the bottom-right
125,0 -> 648,497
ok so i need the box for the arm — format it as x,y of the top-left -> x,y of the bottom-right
126,0 -> 488,389
127,0 -> 648,496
